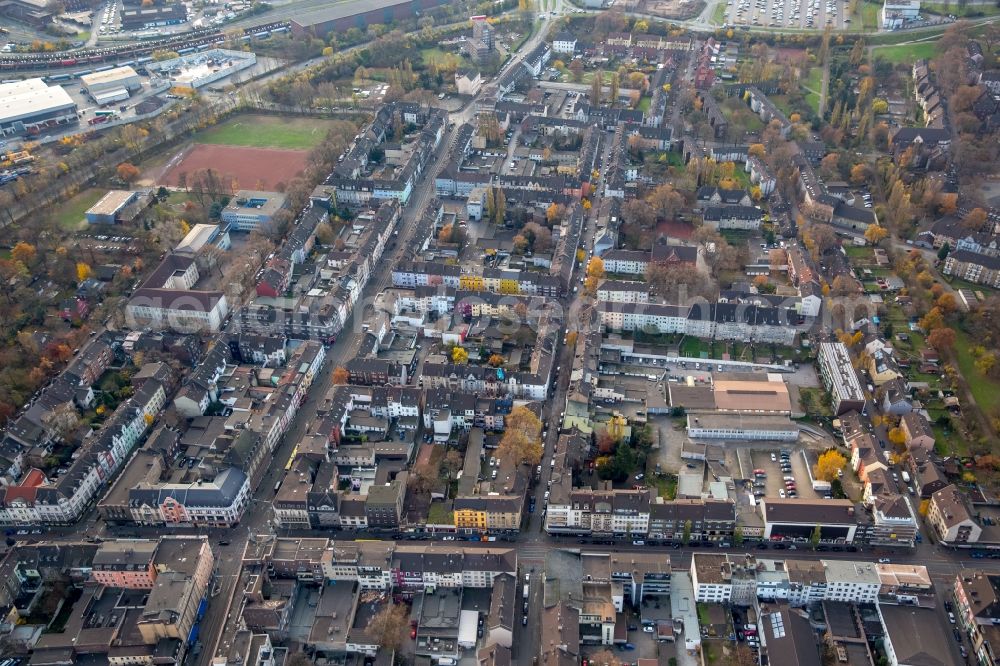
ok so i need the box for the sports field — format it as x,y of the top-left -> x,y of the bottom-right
192,115 -> 331,150
160,144 -> 308,191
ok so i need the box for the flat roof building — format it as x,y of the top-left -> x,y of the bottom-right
146,49 -> 256,89
686,413 -> 799,441
81,66 -> 142,105
761,498 -> 860,543
121,3 -> 186,29
712,376 -> 792,414
221,190 -> 288,231
85,189 -> 152,225
818,343 -> 867,415
289,0 -> 450,38
174,223 -> 232,255
0,78 -> 78,137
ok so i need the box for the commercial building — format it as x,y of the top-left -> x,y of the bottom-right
125,467 -> 251,527
81,66 -> 142,105
0,78 -> 78,137
289,0 -> 450,38
90,536 -> 213,592
145,49 -> 257,89
0,0 -> 52,26
878,604 -> 955,666
818,342 -> 867,415
685,413 -> 799,441
881,0 -> 920,29
221,190 -> 288,231
121,3 -> 186,29
760,499 -> 860,543
759,605 -> 822,666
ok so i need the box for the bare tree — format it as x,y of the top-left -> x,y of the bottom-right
368,603 -> 409,652
42,403 -> 81,442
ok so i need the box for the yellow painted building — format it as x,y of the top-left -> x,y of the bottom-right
459,274 -> 484,291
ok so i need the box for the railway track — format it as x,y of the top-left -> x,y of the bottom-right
0,21 -> 290,76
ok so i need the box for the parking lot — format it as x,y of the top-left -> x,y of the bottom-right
748,448 -> 823,501
726,0 -> 850,29
579,613 -> 664,663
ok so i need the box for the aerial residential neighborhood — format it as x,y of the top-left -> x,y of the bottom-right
0,0 -> 999,665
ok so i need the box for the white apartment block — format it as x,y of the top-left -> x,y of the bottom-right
691,554 -> 881,607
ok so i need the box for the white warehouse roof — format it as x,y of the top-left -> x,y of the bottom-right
81,66 -> 140,88
0,78 -> 77,126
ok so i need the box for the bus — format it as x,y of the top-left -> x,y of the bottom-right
94,110 -> 117,118
284,445 -> 298,470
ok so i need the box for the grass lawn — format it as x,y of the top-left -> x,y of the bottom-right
719,99 -> 764,132
662,150 -> 686,168
944,275 -> 998,294
953,326 -> 1000,417
729,166 -> 751,189
872,41 -> 939,65
54,188 -> 105,231
857,0 -> 881,30
193,115 -> 333,150
680,337 -> 712,358
804,90 -> 821,115
803,67 -> 823,94
427,502 -> 454,525
711,2 -> 727,23
420,47 -> 467,71
637,96 -> 651,112
648,474 -> 678,499
802,66 -> 824,114
581,70 -> 617,86
719,228 -> 754,245
844,245 -> 875,262
165,191 -> 195,206
768,94 -> 798,117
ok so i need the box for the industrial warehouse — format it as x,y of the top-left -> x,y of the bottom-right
145,48 -> 256,89
81,66 -> 143,105
0,78 -> 78,137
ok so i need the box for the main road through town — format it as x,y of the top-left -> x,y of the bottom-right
185,11 -> 570,664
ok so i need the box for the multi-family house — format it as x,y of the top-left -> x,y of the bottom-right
954,571 -> 1000,666
928,484 -> 982,544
